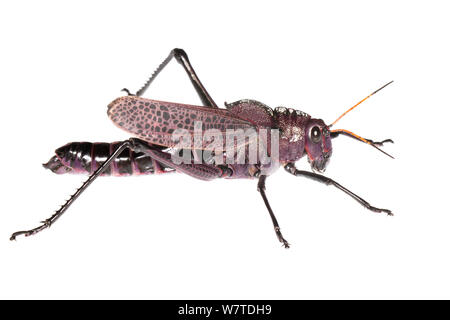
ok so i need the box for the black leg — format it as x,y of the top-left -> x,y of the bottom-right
10,138 -> 226,240
257,175 -> 290,248
330,130 -> 393,146
284,163 -> 393,215
126,48 -> 218,108
10,139 -> 136,240
330,129 -> 394,159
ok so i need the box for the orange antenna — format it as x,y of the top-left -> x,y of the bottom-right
329,81 -> 393,127
330,129 -> 394,159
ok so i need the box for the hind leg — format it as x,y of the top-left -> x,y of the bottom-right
124,48 -> 218,108
10,138 -> 225,240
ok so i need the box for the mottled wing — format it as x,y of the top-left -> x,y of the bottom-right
107,96 -> 258,150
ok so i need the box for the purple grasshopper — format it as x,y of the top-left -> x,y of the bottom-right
11,49 -> 394,247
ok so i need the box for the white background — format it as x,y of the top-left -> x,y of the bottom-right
0,1 -> 449,299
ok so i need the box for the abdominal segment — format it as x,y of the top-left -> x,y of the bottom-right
43,142 -> 174,176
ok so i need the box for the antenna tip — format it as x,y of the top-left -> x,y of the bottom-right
371,80 -> 394,96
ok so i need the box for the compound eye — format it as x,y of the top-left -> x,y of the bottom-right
311,126 -> 321,143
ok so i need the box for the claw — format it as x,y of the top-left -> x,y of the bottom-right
10,222 -> 49,241
384,209 -> 394,216
379,208 -> 393,216
282,240 -> 290,249
367,205 -> 393,216
368,138 -> 394,147
10,230 -> 27,241
275,227 -> 290,248
380,138 -> 394,145
121,88 -> 135,96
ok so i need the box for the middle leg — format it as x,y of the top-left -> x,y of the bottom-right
257,175 -> 290,248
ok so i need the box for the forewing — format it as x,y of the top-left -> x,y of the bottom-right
107,96 -> 258,150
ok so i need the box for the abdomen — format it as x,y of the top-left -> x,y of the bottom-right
43,142 -> 174,176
